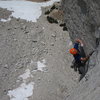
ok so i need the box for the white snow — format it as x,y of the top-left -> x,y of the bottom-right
0,18 -> 11,22
0,0 -> 60,22
19,69 -> 32,81
8,68 -> 34,100
8,58 -> 47,100
37,59 -> 46,71
8,82 -> 34,100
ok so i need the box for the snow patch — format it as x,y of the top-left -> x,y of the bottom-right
8,58 -> 47,100
19,69 -> 33,81
8,69 -> 34,100
0,18 -> 11,22
8,82 -> 34,100
0,0 -> 60,22
37,59 -> 46,71
8,66 -> 35,100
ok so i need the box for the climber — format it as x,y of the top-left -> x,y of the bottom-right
69,39 -> 89,74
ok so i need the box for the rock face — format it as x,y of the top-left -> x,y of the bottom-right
62,0 -> 100,54
66,46 -> 100,100
62,0 -> 100,100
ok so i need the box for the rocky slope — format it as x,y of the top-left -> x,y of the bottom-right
62,0 -> 100,100
1,0 -> 100,100
0,4 -> 78,100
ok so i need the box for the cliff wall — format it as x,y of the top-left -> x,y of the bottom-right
62,0 -> 100,100
62,0 -> 100,53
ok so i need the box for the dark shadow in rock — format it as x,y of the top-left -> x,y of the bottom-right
47,16 -> 58,24
60,23 -> 66,27
50,5 -> 56,11
45,10 -> 50,15
63,26 -> 68,31
77,0 -> 88,15
90,24 -> 95,32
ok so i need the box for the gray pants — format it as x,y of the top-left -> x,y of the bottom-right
72,46 -> 86,80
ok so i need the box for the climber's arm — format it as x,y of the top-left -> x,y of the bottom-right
80,56 -> 89,61
75,39 -> 84,47
80,50 -> 95,61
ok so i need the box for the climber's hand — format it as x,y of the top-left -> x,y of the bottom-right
75,39 -> 84,46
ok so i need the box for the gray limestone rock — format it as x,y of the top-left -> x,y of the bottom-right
62,0 -> 100,53
62,0 -> 100,100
